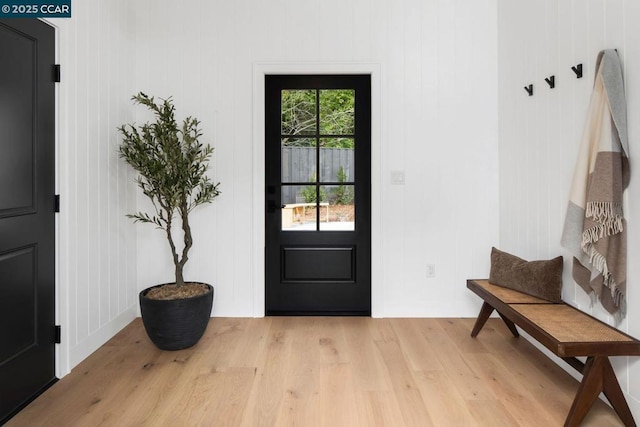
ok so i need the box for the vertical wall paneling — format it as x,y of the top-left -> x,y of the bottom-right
545,0 -> 561,259
232,0 -> 255,314
498,0 -> 640,417
98,0 -> 109,328
383,0 -> 407,310
54,0 -> 139,375
213,0 -> 237,315
403,0 -> 425,294
74,0 -> 89,348
625,0 -> 640,402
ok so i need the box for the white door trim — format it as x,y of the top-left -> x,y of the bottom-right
251,62 -> 383,317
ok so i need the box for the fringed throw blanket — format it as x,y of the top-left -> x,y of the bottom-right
561,49 -> 630,323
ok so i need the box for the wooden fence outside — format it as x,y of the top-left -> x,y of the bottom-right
281,146 -> 354,204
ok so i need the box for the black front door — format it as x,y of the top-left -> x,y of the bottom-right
265,75 -> 371,315
0,19 -> 56,423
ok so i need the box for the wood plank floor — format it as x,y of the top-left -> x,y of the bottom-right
7,318 -> 624,426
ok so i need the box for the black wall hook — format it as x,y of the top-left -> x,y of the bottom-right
524,84 -> 533,96
571,64 -> 583,78
545,75 -> 555,88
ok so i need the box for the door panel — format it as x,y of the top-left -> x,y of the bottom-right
265,75 -> 371,315
0,20 -> 35,216
0,246 -> 37,362
0,18 -> 56,424
282,246 -> 355,282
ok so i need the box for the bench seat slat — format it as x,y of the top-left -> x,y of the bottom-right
512,304 -> 636,343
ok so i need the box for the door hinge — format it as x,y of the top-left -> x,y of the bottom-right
53,64 -> 61,83
55,325 -> 61,344
54,194 -> 60,213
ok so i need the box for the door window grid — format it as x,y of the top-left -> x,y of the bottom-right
280,89 -> 355,231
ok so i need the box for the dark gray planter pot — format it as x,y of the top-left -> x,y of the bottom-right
139,283 -> 214,351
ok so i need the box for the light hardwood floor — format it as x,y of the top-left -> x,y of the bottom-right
8,317 -> 624,426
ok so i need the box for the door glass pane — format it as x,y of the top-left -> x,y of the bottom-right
320,185 -> 355,231
319,89 -> 354,135
282,90 -> 316,135
282,138 -> 316,182
281,185 -> 326,231
280,88 -> 357,232
319,138 -> 354,183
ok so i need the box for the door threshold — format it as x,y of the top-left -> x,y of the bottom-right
267,311 -> 371,316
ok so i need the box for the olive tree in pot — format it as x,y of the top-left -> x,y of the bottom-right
119,92 -> 220,350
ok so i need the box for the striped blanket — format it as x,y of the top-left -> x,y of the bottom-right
561,49 -> 630,323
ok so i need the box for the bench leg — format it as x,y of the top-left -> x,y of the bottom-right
565,356 -> 636,427
496,312 -> 520,338
602,357 -> 636,427
470,302 -> 494,337
470,302 -> 520,338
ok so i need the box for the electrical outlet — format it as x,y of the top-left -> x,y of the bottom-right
390,170 -> 405,185
426,264 -> 435,278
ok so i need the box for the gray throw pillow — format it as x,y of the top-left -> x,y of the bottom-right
489,247 -> 563,303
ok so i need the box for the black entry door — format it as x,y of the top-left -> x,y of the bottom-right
0,19 -> 56,423
265,75 -> 371,315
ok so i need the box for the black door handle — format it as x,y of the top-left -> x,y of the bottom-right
267,200 -> 278,213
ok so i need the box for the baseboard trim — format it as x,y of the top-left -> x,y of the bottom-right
68,306 -> 137,371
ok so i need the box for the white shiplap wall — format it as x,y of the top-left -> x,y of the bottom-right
52,0 -> 139,375
131,0 -> 499,317
497,0 -> 640,417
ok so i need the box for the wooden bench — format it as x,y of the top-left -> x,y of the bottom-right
281,203 -> 329,228
468,279 -> 640,427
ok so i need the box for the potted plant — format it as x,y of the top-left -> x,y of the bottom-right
118,92 -> 220,350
